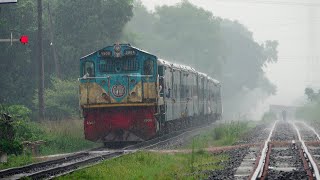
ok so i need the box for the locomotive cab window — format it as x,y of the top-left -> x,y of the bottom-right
143,59 -> 154,75
83,61 -> 95,78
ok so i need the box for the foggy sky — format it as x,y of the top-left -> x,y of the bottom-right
140,0 -> 320,106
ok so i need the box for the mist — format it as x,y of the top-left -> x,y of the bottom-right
139,0 -> 320,119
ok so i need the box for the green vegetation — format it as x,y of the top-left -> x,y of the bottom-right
33,77 -> 79,120
1,0 -> 277,120
296,87 -> 320,122
38,119 -> 99,155
0,0 -> 134,118
0,154 -> 34,170
0,105 -> 98,170
1,105 -> 97,155
185,121 -> 255,149
58,151 -> 227,180
126,1 -> 278,117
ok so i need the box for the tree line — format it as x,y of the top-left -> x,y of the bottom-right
0,0 -> 278,120
124,1 -> 278,118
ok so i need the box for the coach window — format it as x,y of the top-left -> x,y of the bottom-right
83,61 -> 95,77
143,59 -> 154,75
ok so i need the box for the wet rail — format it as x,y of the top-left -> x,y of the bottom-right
250,121 -> 320,180
0,150 -> 127,180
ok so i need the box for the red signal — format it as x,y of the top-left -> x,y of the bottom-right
20,35 -> 28,44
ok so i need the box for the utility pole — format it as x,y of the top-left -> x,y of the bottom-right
38,0 -> 45,121
47,2 -> 60,78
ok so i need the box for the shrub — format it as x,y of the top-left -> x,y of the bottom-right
0,105 -> 31,155
33,77 -> 79,120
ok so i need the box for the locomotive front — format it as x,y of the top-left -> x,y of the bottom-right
79,44 -> 160,145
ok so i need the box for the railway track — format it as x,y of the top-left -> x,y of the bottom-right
249,121 -> 320,180
0,123 -> 213,180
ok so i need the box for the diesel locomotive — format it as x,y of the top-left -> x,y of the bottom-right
79,44 -> 222,146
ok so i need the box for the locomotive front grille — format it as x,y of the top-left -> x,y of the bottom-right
100,58 -> 139,73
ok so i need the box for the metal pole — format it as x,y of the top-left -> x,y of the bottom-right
38,0 -> 45,121
47,2 -> 60,78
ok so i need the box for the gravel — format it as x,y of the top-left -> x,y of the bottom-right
148,121 -> 314,179
267,121 -> 308,180
271,121 -> 297,141
206,148 -> 249,180
268,144 -> 307,180
205,122 -> 274,179
295,122 -> 319,141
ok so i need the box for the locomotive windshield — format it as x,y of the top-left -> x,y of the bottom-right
143,59 -> 154,75
82,61 -> 95,77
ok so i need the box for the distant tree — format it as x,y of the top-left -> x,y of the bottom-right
52,0 -> 134,78
0,0 -> 37,107
263,40 -> 279,63
125,1 -> 278,117
33,77 -> 78,120
305,87 -> 319,102
296,88 -> 320,121
0,0 -> 134,115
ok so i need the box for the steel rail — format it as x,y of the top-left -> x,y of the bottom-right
0,152 -> 89,178
123,122 -> 215,150
0,151 -> 126,180
293,122 -> 320,179
260,142 -> 272,180
141,127 -> 203,149
250,120 -> 278,180
298,144 -> 314,180
300,121 -> 320,141
28,151 -> 124,180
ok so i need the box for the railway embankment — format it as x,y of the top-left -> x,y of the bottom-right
54,120 -> 259,179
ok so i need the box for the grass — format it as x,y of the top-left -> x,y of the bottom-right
184,121 -> 255,149
0,154 -> 34,170
38,119 -> 99,155
1,119 -> 253,174
58,121 -> 253,179
58,151 -> 228,180
0,119 -> 99,170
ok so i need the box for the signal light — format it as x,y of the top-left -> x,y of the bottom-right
19,35 -> 28,44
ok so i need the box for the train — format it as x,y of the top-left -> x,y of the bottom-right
79,44 -> 222,146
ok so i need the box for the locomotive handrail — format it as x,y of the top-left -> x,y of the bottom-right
126,75 -> 153,77
78,75 -> 153,81
78,77 -> 108,81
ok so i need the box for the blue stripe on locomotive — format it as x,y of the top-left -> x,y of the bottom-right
79,44 -> 157,103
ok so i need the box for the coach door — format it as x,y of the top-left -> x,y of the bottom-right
164,67 -> 174,121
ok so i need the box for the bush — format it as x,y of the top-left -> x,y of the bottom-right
0,104 -> 98,168
0,105 -> 32,155
33,77 -> 79,120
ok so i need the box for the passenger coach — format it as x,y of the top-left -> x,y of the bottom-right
79,44 -> 222,146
